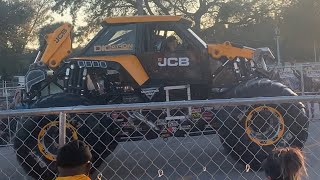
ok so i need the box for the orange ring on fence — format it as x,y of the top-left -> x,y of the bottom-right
245,106 -> 285,146
38,121 -> 78,161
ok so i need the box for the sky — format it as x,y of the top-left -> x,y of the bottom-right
51,10 -> 87,26
52,12 -> 73,23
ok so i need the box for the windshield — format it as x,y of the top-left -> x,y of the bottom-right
84,24 -> 136,56
187,28 -> 207,48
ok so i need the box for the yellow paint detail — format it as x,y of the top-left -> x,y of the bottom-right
266,140 -> 274,145
38,121 -> 78,161
192,113 -> 201,119
41,23 -> 73,69
71,55 -> 149,85
104,15 -> 188,24
245,106 -> 285,146
208,41 -> 255,60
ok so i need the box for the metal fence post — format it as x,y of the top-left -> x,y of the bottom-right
5,81 -> 8,110
2,81 -> 4,96
300,65 -> 305,95
59,112 -> 67,148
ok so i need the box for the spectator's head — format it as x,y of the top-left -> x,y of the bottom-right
166,36 -> 178,52
14,88 -> 22,103
262,147 -> 306,180
57,140 -> 92,177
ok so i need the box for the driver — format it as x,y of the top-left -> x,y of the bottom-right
165,36 -> 178,53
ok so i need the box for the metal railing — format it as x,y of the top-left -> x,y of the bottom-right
0,81 -> 24,147
268,63 -> 320,95
0,81 -> 24,111
0,96 -> 319,179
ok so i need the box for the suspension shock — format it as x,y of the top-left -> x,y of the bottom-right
233,58 -> 242,81
80,68 -> 87,96
64,66 -> 70,92
68,64 -> 75,93
76,67 -> 83,95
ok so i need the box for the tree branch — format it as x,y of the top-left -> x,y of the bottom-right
151,0 -> 170,15
144,0 -> 154,15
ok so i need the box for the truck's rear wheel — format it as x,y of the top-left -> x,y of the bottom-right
14,93 -> 118,179
216,78 -> 309,170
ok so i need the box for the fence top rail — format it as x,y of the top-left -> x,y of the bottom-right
0,95 -> 319,117
268,63 -> 320,68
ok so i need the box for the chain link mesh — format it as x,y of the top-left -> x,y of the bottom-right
0,97 -> 319,179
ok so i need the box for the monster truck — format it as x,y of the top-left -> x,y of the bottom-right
14,16 -> 309,179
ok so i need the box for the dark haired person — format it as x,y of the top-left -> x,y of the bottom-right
262,147 -> 307,180
56,140 -> 92,180
165,35 -> 178,53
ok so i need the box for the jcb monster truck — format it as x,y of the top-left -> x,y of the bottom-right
14,16 -> 309,179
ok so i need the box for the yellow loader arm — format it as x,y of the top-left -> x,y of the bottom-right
38,23 -> 73,69
208,41 -> 275,61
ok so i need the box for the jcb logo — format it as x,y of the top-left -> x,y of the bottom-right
158,57 -> 190,67
55,29 -> 68,43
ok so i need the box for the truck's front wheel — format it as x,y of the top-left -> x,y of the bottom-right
216,78 -> 309,170
14,93 -> 118,179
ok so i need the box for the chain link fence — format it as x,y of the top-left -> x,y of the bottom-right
268,63 -> 320,94
268,63 -> 320,122
0,96 -> 319,179
0,80 -> 24,110
0,81 -> 24,147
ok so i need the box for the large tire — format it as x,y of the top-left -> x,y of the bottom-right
13,93 -> 118,179
216,78 -> 309,170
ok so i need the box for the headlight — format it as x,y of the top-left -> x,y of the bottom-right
25,69 -> 46,93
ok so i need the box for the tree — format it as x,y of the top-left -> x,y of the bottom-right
0,0 -> 35,76
50,0 -> 318,62
0,1 -> 34,54
281,0 -> 320,61
23,0 -> 55,47
0,0 -> 54,76
51,0 -> 284,35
